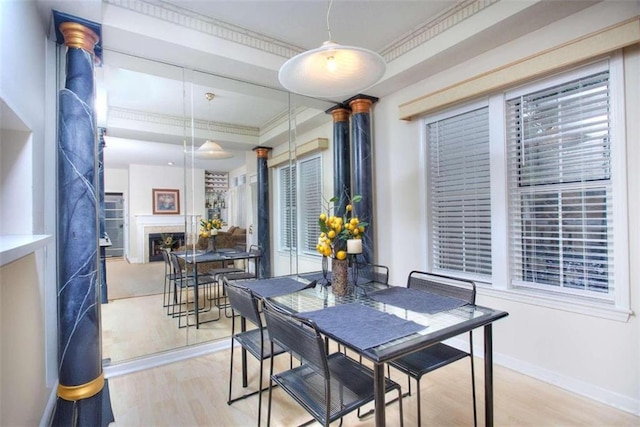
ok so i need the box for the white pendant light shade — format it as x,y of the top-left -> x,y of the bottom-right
195,140 -> 233,159
278,41 -> 386,99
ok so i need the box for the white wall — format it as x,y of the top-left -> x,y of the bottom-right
0,1 -> 55,425
0,129 -> 32,234
105,167 -> 128,194
126,164 -> 205,261
373,3 -> 639,414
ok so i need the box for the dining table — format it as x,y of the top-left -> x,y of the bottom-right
175,248 -> 261,328
263,276 -> 509,427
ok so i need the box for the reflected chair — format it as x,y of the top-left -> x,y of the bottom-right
220,245 -> 263,316
225,280 -> 287,426
355,261 -> 390,285
263,300 -> 404,427
161,248 -> 177,314
169,252 -> 218,327
389,271 -> 477,426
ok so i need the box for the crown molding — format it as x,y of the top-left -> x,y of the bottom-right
105,0 -> 496,64
380,0 -> 499,62
105,0 -> 304,58
109,107 -> 260,137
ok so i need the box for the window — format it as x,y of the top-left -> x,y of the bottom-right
298,156 -> 322,253
427,107 -> 492,277
278,164 -> 296,250
424,57 -> 627,311
507,70 -> 613,298
277,155 -> 322,253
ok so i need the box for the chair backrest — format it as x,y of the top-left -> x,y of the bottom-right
357,262 -> 389,284
161,249 -> 172,275
169,252 -> 183,277
262,301 -> 328,378
224,279 -> 262,327
407,270 -> 476,304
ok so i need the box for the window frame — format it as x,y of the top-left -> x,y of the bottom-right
421,53 -> 630,321
276,153 -> 323,255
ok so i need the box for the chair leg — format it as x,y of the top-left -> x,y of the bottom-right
469,332 -> 477,427
397,386 -> 404,427
416,377 -> 422,427
257,356 -> 263,427
227,334 -> 235,405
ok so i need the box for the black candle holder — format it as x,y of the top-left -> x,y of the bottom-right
321,255 -> 331,286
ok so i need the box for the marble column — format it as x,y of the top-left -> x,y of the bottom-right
253,147 -> 272,278
98,127 -> 108,304
52,14 -> 113,426
349,96 -> 378,265
327,106 -> 352,218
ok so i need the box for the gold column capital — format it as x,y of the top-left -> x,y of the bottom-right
59,22 -> 99,56
331,108 -> 351,123
349,98 -> 373,114
253,147 -> 272,159
57,372 -> 104,402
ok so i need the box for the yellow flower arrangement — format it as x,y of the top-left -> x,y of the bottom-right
316,195 -> 367,260
200,217 -> 223,237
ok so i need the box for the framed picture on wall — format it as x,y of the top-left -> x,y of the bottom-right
152,188 -> 180,215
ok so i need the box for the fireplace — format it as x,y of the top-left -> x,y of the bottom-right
148,232 -> 185,262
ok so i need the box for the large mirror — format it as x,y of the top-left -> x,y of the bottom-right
100,50 -> 333,364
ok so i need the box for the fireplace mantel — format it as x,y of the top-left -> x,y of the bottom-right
133,214 -> 200,263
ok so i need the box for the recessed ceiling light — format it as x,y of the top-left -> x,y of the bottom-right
168,162 -> 174,166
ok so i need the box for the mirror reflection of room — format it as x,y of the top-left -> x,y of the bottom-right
100,52 -> 334,364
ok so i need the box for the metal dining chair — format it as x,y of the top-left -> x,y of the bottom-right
161,248 -> 177,314
389,270 -> 477,426
262,300 -> 404,427
169,252 -> 218,327
224,280 -> 287,426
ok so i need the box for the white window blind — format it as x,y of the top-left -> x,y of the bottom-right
428,107 -> 492,277
507,70 -> 613,296
278,165 -> 296,250
299,156 -> 322,253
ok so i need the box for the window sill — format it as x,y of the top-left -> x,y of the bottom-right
477,285 -> 633,322
0,235 -> 52,267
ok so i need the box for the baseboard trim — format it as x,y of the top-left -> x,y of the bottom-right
446,336 -> 640,416
39,381 -> 59,427
103,339 -> 231,378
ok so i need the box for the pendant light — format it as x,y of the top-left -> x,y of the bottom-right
196,93 -> 233,159
278,0 -> 386,99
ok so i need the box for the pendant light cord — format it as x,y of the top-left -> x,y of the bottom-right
326,0 -> 334,41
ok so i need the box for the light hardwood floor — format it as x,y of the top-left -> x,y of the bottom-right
108,346 -> 639,426
104,259 -> 639,426
103,257 -> 236,363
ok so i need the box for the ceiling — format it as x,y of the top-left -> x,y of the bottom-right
35,0 -> 600,171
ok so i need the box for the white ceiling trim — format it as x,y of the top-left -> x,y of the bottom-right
105,0 -> 304,58
380,0 -> 499,62
109,107 -> 260,137
105,0 -> 498,65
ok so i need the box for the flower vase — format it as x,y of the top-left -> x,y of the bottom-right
207,235 -> 217,253
331,257 -> 348,296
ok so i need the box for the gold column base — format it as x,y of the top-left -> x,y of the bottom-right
57,372 -> 104,401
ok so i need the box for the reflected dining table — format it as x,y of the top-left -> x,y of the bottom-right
175,248 -> 261,328
262,278 -> 509,427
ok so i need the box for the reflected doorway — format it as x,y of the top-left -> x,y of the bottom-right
105,193 -> 124,257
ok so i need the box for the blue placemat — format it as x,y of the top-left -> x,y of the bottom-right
301,303 -> 424,351
238,277 -> 312,299
368,287 -> 466,314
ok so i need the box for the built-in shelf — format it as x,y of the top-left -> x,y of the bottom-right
0,235 -> 52,267
204,170 -> 228,192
